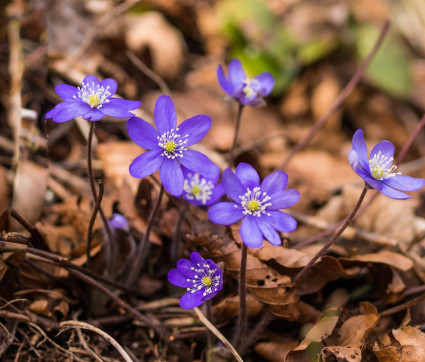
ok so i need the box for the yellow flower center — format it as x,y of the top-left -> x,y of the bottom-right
202,276 -> 212,286
88,94 -> 100,107
247,200 -> 260,211
192,185 -> 201,195
164,141 -> 177,153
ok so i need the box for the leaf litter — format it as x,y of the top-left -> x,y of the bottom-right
2,0 -> 425,361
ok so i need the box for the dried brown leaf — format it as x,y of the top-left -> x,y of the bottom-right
351,250 -> 413,272
10,161 -> 48,231
125,11 -> 185,79
254,244 -> 311,269
254,341 -> 299,362
337,302 -> 379,347
293,311 -> 339,351
213,294 -> 263,320
321,346 -> 362,362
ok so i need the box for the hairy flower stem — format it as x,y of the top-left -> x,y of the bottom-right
87,122 -> 114,271
126,184 -> 165,286
279,20 -> 390,171
293,185 -> 368,284
204,300 -> 214,347
86,178 -> 104,269
228,103 -> 244,167
233,243 -> 248,349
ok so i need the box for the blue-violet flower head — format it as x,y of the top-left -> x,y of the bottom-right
348,129 -> 425,200
108,213 -> 130,233
168,252 -> 223,309
182,166 -> 224,207
127,95 -> 220,197
217,58 -> 274,107
46,75 -> 141,123
208,163 -> 300,248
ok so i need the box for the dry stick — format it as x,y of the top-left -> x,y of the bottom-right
59,320 -> 133,362
126,184 -> 165,286
66,268 -> 162,335
278,20 -> 391,171
87,122 -> 114,271
293,185 -> 368,284
228,103 -> 244,167
396,113 -> 425,165
193,307 -> 243,362
380,292 -> 425,317
86,178 -> 104,269
126,49 -> 170,94
24,246 -> 145,297
232,244 -> 248,350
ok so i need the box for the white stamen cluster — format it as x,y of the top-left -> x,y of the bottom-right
238,187 -> 272,217
75,81 -> 111,109
183,173 -> 214,205
369,151 -> 401,180
157,128 -> 188,159
187,263 -> 221,297
242,78 -> 258,99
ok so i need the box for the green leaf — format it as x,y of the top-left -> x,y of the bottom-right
355,25 -> 412,97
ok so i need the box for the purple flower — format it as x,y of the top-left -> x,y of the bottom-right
217,58 -> 274,107
127,95 -> 220,197
46,75 -> 140,123
182,167 -> 224,207
349,129 -> 425,200
168,252 -> 223,309
208,163 -> 299,248
108,213 -> 130,233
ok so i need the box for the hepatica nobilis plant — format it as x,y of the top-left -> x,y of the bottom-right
127,95 -> 220,196
294,129 -> 425,284
217,58 -> 274,107
168,252 -> 223,309
217,58 -> 275,166
208,163 -> 299,248
46,75 -> 141,269
349,129 -> 425,199
46,75 -> 140,122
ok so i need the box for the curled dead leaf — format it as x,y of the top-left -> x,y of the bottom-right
125,11 -> 186,79
321,346 -> 362,362
254,341 -> 299,362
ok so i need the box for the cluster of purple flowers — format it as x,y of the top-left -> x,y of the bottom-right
46,58 -> 425,310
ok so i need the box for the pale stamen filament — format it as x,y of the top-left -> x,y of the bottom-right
187,263 -> 221,297
238,187 -> 272,217
74,81 -> 112,109
369,151 -> 401,180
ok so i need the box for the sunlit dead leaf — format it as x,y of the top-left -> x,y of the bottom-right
125,11 -> 186,79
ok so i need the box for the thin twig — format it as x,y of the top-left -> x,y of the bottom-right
381,292 -> 425,317
59,320 -> 133,362
126,49 -> 170,94
66,268 -> 162,335
293,185 -> 368,284
278,20 -> 391,170
193,307 -> 243,362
